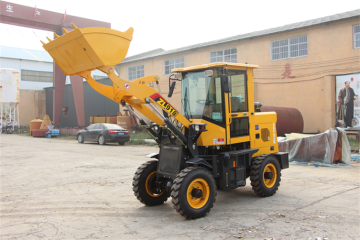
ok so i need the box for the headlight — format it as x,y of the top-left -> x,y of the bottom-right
194,125 -> 200,132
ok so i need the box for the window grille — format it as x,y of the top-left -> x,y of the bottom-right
164,57 -> 184,75
271,35 -> 307,60
210,48 -> 237,63
128,65 -> 144,80
354,25 -> 360,49
21,70 -> 52,82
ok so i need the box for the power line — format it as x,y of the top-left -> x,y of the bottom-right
256,60 -> 359,72
254,67 -> 360,79
254,68 -> 360,84
255,56 -> 360,70
254,76 -> 324,84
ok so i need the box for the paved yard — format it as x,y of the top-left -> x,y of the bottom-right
1,134 -> 359,239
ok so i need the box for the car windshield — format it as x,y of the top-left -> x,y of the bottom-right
102,124 -> 125,130
181,67 -> 224,124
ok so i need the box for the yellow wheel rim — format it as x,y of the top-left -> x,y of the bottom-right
145,171 -> 164,197
186,178 -> 210,209
263,163 -> 277,188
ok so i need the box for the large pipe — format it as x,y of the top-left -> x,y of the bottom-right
260,106 -> 304,137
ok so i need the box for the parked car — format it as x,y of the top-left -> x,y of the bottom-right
77,123 -> 130,145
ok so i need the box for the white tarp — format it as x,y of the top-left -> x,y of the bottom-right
278,128 -> 351,167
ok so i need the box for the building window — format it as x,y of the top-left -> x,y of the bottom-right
210,48 -> 237,63
21,70 -> 52,82
128,65 -> 144,80
354,24 -> 360,49
271,35 -> 308,60
164,57 -> 184,75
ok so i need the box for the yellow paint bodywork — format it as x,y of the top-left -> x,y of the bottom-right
190,119 -> 226,146
251,112 -> 279,158
43,27 -> 134,76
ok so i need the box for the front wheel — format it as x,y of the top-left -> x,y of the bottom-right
77,134 -> 84,143
98,135 -> 106,145
250,155 -> 281,197
132,160 -> 168,206
171,167 -> 217,219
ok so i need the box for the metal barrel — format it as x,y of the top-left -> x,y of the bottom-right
260,106 -> 304,137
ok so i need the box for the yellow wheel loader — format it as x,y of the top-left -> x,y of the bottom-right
42,24 -> 289,219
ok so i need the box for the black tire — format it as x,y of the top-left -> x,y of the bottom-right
118,141 -> 125,146
171,167 -> 217,219
98,135 -> 106,145
132,160 -> 168,206
250,155 -> 281,197
77,134 -> 84,143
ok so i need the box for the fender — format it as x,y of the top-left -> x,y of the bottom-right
146,153 -> 159,159
186,157 -> 212,168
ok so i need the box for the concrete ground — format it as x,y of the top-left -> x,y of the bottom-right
0,134 -> 359,240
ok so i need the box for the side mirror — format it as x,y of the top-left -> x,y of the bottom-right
221,74 -> 231,93
84,127 -> 88,130
168,81 -> 176,98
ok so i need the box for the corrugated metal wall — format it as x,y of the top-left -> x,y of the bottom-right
0,58 -> 53,90
45,78 -> 120,127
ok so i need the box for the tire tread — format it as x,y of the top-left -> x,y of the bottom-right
250,155 -> 281,197
170,167 -> 217,219
132,160 -> 168,206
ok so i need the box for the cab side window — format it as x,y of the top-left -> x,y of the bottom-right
228,70 -> 247,112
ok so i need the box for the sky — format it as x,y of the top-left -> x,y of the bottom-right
1,0 -> 360,57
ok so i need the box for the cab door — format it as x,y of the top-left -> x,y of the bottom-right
226,70 -> 250,145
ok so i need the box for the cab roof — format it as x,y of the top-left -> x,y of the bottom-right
171,62 -> 259,73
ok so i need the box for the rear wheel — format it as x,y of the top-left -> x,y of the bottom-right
77,134 -> 84,143
171,167 -> 216,219
132,160 -> 168,206
250,155 -> 281,197
98,135 -> 106,145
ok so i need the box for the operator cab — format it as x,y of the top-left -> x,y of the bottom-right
171,62 -> 259,146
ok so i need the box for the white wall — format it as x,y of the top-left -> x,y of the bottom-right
0,57 -> 53,90
0,57 -> 109,89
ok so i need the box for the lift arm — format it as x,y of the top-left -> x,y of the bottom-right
77,70 -> 166,126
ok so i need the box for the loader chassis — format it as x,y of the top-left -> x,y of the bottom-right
41,24 -> 289,220
154,137 -> 288,191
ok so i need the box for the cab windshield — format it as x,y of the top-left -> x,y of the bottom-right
181,68 -> 224,124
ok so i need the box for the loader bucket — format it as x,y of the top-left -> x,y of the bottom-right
42,25 -> 134,75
